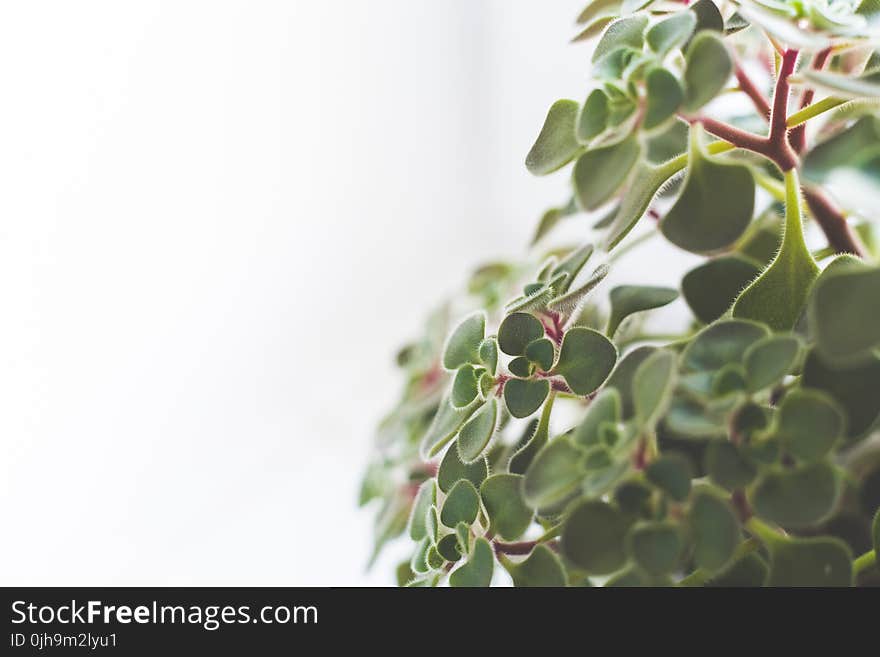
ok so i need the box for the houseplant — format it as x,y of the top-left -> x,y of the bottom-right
361,0 -> 880,586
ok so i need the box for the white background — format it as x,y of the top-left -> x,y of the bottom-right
0,0 -> 691,585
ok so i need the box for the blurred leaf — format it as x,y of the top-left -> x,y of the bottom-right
504,378 -> 550,418
561,500 -> 632,574
608,285 -> 679,337
410,538 -> 432,575
682,32 -> 732,111
449,537 -> 494,587
436,533 -> 462,563
646,453 -> 693,501
776,390 -> 846,462
498,312 -> 545,356
661,126 -> 754,253
682,255 -> 761,324
690,0 -> 725,33
419,393 -> 481,458
737,2 -> 831,50
750,460 -> 841,528
801,69 -> 880,100
408,480 -> 436,542
523,436 -> 586,511
573,136 -> 641,210
573,387 -> 622,447
644,68 -> 684,130
706,551 -> 768,586
627,522 -> 683,576
765,536 -> 853,586
481,474 -> 533,541
577,88 -> 610,143
479,337 -> 499,375
682,319 -> 770,371
440,479 -> 480,527
592,15 -> 649,63
443,312 -> 486,370
633,349 -> 678,429
501,544 -> 567,587
743,334 -> 801,392
526,100 -> 582,176
647,11 -> 697,56
801,350 -> 880,440
706,439 -> 758,490
548,264 -> 610,315
451,365 -> 481,408
457,398 -> 498,463
689,488 -> 740,572
555,327 -> 618,395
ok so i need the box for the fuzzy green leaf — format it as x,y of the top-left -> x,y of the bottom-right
776,390 -> 846,463
443,312 -> 486,370
449,537 -> 494,587
525,338 -> 556,372
765,536 -> 853,586
606,346 -> 655,418
801,351 -> 880,440
743,335 -> 801,392
644,68 -> 684,130
437,442 -> 488,493
633,349 -> 678,429
750,460 -> 840,528
440,479 -> 480,528
501,544 -> 567,587
608,285 -> 679,337
526,100 -> 582,176
419,393 -> 482,458
647,11 -> 697,56
689,489 -> 740,572
682,255 -> 761,324
523,436 -> 586,511
451,365 -> 481,408
457,398 -> 497,463
627,522 -> 683,576
480,474 -> 533,541
407,480 -> 436,542
577,89 -> 610,143
478,337 -> 499,375
682,32 -> 732,111
498,312 -> 545,356
573,387 -> 622,447
555,327 -> 618,395
682,319 -> 770,372
573,136 -> 641,211
646,453 -> 692,502
561,500 -> 632,574
706,439 -> 758,490
504,378 -> 550,418
592,16 -> 649,63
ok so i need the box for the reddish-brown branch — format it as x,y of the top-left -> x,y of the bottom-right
770,50 -> 799,141
493,539 -> 559,556
735,62 -> 771,119
688,116 -> 799,171
789,47 -> 832,154
803,186 -> 866,256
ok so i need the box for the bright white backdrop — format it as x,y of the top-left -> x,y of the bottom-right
0,0 -> 685,585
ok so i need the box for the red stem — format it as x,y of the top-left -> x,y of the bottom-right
735,62 -> 771,119
803,186 -> 866,256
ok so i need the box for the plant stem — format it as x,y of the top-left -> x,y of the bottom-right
678,538 -> 761,586
853,550 -> 877,576
786,96 -> 846,128
802,186 -> 866,256
745,516 -> 786,545
735,61 -> 771,118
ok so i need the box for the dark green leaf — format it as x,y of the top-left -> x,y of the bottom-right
577,89 -> 610,143
690,0 -> 725,33
443,312 -> 486,370
661,126 -> 754,253
501,545 -> 567,587
498,312 -> 545,356
592,16 -> 649,63
523,436 -> 586,511
561,500 -> 632,574
750,460 -> 841,528
682,31 -> 732,111
573,387 -> 622,447
765,536 -> 853,586
608,285 -> 679,337
525,338 -> 556,372
449,537 -> 494,587
437,443 -> 488,493
646,453 -> 692,502
682,319 -> 770,372
436,533 -> 462,563
606,346 -> 656,418
526,99 -> 582,176
706,439 -> 757,490
633,349 -> 678,428
479,337 -> 499,375
682,255 -> 761,324
743,335 -> 801,392
706,552 -> 768,586
689,489 -> 740,571
802,350 -> 880,440
508,356 -> 533,378
419,393 -> 482,458
555,327 -> 618,395
440,479 -> 480,528
627,522 -> 683,576
407,480 -> 436,542
504,378 -> 550,418
644,68 -> 684,130
776,389 -> 845,462
451,365 -> 480,408
573,136 -> 641,211
457,398 -> 498,463
480,474 -> 533,541
646,11 -> 697,56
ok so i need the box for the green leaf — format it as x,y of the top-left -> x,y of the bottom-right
801,350 -> 880,440
525,100 -> 582,176
644,68 -> 684,130
509,398 -> 554,475
407,480 -> 436,542
551,243 -> 595,295
606,346 -> 655,418
561,500 -> 632,574
419,393 -> 482,458
547,264 -> 610,315
802,116 -> 880,205
573,136 -> 641,211
555,327 -> 618,396
682,32 -> 732,111
573,387 -> 621,447
873,507 -> 880,558
577,89 -> 610,143
498,312 -> 545,356
627,522 -> 683,576
776,390 -> 845,463
682,255 -> 761,324
592,15 -> 649,63
457,398 -> 498,463
442,312 -> 486,370
478,337 -> 499,375
523,436 -> 586,511
410,537 -> 432,575
661,126 -> 754,253
449,537 -> 494,587
733,170 -> 819,331
633,349 -> 678,429
690,0 -> 725,33
480,474 -> 533,541
809,265 -> 880,368
689,489 -> 740,572
801,69 -> 880,100
607,285 -> 679,337
451,365 -> 481,408
682,319 -> 770,372
525,338 -> 555,372
645,119 -> 689,164
736,2 -> 831,50
440,479 -> 480,528
664,397 -> 728,439
646,11 -> 697,56
603,162 -> 675,250
750,460 -> 841,528
436,533 -> 462,563
646,454 -> 693,502
706,439 -> 758,490
705,552 -> 768,586
501,545 -> 567,587
743,335 -> 801,392
508,356 -> 533,378
504,378 -> 550,418
711,363 -> 747,397
437,442 -> 488,493
765,536 -> 853,586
